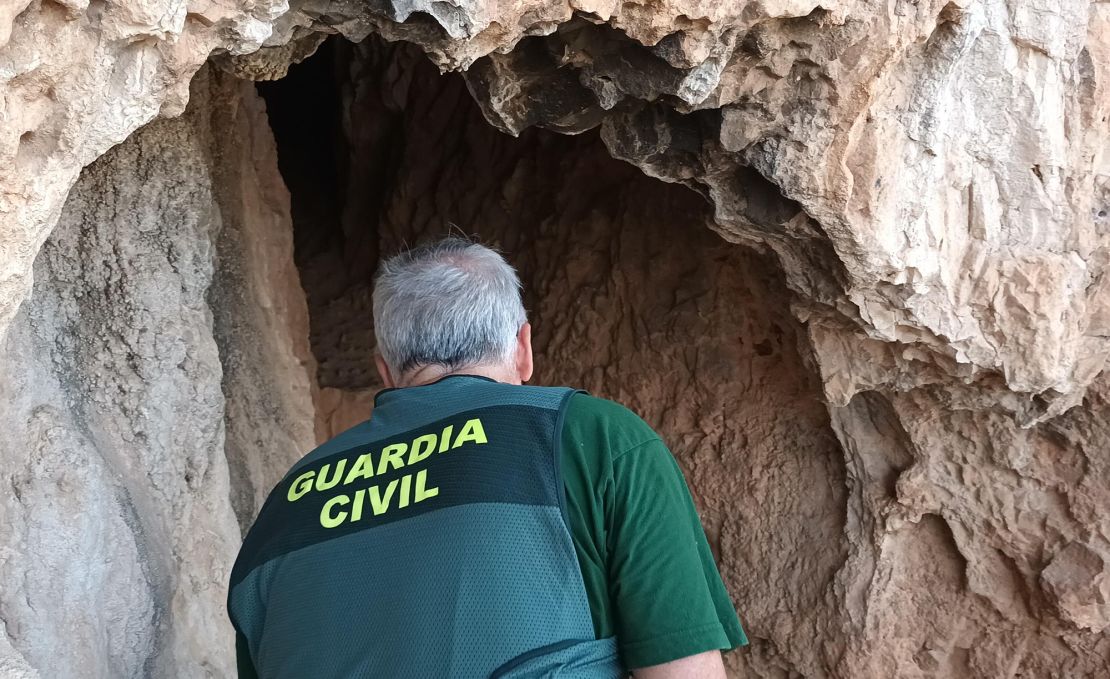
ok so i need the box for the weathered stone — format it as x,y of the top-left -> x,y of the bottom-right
0,69 -> 315,675
3,0 -> 1109,413
1041,542 -> 1110,632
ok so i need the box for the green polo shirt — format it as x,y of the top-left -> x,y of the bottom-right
236,388 -> 746,677
560,392 -> 747,669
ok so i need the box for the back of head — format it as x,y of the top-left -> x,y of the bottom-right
372,237 -> 527,377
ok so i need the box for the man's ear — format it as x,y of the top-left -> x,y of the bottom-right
375,354 -> 397,388
515,323 -> 534,384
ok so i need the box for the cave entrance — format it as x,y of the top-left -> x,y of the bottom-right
255,35 -> 819,435
247,35 -> 845,671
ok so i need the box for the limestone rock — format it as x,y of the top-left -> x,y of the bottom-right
244,0 -> 1110,422
0,69 -> 314,676
1041,542 -> 1110,632
3,0 -> 1108,414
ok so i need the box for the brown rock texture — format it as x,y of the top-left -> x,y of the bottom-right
0,0 -> 1109,677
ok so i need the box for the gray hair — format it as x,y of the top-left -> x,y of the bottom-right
372,237 -> 527,375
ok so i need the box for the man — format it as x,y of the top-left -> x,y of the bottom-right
228,237 -> 747,678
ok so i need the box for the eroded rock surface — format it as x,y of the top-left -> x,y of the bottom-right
0,69 -> 315,676
830,384 -> 1110,676
4,0 -> 1109,416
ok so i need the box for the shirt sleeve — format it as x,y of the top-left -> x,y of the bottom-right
606,437 -> 748,668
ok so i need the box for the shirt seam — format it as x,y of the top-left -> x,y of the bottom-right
610,436 -> 663,462
619,620 -> 732,666
620,620 -> 728,648
553,388 -> 581,543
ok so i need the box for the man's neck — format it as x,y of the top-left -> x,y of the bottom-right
397,363 -> 519,388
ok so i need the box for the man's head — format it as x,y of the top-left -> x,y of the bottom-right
372,237 -> 533,387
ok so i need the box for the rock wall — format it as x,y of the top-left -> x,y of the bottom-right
830,384 -> 1110,677
4,0 -> 1109,417
0,69 -> 315,676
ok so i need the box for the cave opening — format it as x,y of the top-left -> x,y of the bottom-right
253,35 -> 829,421
254,34 -> 800,433
248,39 -> 847,675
